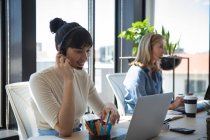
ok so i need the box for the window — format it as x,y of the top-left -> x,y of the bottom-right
187,80 -> 206,94
0,1 -> 2,127
36,0 -> 89,71
154,0 -> 209,98
36,0 -> 115,104
94,0 -> 115,103
0,0 -> 2,127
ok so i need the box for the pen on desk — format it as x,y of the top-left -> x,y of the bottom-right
164,118 -> 172,124
95,120 -> 100,135
106,123 -> 112,135
90,120 -> 96,135
100,123 -> 104,135
106,111 -> 111,124
100,115 -> 104,125
85,123 -> 94,135
106,111 -> 112,135
103,124 -> 107,135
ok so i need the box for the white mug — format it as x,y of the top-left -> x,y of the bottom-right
177,94 -> 184,99
184,95 -> 197,117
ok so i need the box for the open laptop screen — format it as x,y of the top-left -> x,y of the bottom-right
204,85 -> 210,100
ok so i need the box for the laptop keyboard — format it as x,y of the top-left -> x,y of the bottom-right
111,134 -> 127,140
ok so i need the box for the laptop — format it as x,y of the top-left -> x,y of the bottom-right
204,85 -> 210,100
111,92 -> 173,140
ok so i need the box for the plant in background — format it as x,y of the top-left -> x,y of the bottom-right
118,19 -> 180,57
161,26 -> 180,56
118,19 -> 182,70
160,26 -> 181,70
118,18 -> 155,56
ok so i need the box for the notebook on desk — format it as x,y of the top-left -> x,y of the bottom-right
111,92 -> 173,140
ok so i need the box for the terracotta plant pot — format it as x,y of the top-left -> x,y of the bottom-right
160,56 -> 182,70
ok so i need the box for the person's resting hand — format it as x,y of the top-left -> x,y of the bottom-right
169,96 -> 184,110
101,103 -> 120,125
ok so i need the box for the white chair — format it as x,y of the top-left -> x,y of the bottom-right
5,82 -> 38,140
106,73 -> 127,116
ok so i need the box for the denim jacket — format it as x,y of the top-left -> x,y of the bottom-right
123,65 -> 162,113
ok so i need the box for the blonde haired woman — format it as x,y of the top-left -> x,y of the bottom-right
123,33 -> 183,114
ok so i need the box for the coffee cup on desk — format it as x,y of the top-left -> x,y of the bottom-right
184,95 -> 197,117
177,94 -> 184,99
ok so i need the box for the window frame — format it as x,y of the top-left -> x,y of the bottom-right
0,0 -> 7,129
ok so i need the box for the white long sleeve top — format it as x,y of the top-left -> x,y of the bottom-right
29,66 -> 105,130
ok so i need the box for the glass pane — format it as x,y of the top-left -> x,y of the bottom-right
95,0 -> 115,103
154,0 -> 209,99
36,0 -> 88,71
0,0 -> 2,127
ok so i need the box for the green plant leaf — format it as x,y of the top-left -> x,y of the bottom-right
132,46 -> 137,56
118,19 -> 180,56
118,31 -> 126,38
161,26 -> 180,55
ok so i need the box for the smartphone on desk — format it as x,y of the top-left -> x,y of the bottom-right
170,128 -> 195,134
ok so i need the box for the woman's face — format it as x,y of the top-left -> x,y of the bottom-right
65,45 -> 91,69
151,40 -> 164,62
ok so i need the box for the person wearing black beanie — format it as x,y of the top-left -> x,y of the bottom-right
29,18 -> 120,137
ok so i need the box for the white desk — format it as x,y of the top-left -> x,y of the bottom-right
29,111 -> 209,140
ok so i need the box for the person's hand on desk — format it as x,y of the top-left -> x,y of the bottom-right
101,103 -> 120,125
169,97 -> 184,110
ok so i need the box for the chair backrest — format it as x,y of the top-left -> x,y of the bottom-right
106,73 -> 127,116
5,82 -> 38,140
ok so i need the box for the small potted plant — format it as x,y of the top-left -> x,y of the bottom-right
160,26 -> 181,70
